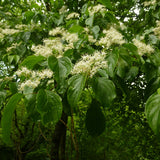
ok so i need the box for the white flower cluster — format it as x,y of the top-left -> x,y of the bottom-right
63,32 -> 79,43
143,0 -> 156,7
0,33 -> 4,38
43,38 -> 64,54
49,27 -> 65,36
66,12 -> 80,20
31,45 -> 53,58
88,35 -> 96,43
88,4 -> 106,16
1,28 -> 19,35
15,67 -> 32,77
34,27 -> 79,57
153,21 -> 160,39
98,27 -> 125,48
15,67 -> 53,91
15,24 -> 28,30
133,38 -> 154,56
71,51 -> 107,77
20,79 -> 40,91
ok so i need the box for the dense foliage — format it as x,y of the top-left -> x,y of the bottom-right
0,0 -> 160,159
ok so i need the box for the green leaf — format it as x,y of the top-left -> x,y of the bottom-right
36,89 -> 62,125
145,77 -> 160,101
1,93 -> 23,144
36,89 -> 48,113
85,15 -> 94,27
9,82 -> 18,94
145,93 -> 160,134
93,77 -> 116,107
48,55 -> 72,84
123,43 -> 138,55
69,25 -> 84,33
21,55 -> 45,69
97,0 -> 112,10
85,99 -> 106,136
117,57 -> 128,78
43,90 -> 62,125
67,74 -> 87,108
107,50 -> 119,77
91,25 -> 100,39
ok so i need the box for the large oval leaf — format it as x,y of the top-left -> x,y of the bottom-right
36,89 -> 62,125
48,55 -> 72,84
85,99 -> 106,136
1,93 -> 23,144
67,74 -> 87,108
145,93 -> 160,134
93,77 -> 116,107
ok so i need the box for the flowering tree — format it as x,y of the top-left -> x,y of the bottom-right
0,0 -> 160,159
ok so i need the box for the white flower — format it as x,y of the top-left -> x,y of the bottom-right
49,27 -> 65,36
15,67 -> 32,77
88,35 -> 96,43
66,12 -> 80,19
62,32 -> 79,43
72,51 -> 107,77
47,79 -> 54,85
133,38 -> 154,56
143,0 -> 156,7
153,21 -> 160,39
15,24 -> 27,30
31,45 -> 53,58
43,38 -> 64,54
98,27 -> 125,48
88,4 -> 106,16
37,69 -> 53,79
20,79 -> 40,91
16,67 -> 53,91
64,43 -> 74,51
1,28 -> 19,35
0,33 -> 4,38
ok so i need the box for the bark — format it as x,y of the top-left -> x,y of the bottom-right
50,111 -> 68,160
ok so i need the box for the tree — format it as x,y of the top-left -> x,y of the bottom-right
0,0 -> 160,159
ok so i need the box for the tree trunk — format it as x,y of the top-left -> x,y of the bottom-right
50,111 -> 68,160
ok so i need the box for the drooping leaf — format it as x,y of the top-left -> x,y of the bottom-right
21,55 -> 45,69
48,55 -> 72,84
107,50 -> 119,77
1,93 -> 23,144
67,74 -> 87,108
93,77 -> 116,107
145,93 -> 160,134
85,99 -> 106,136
